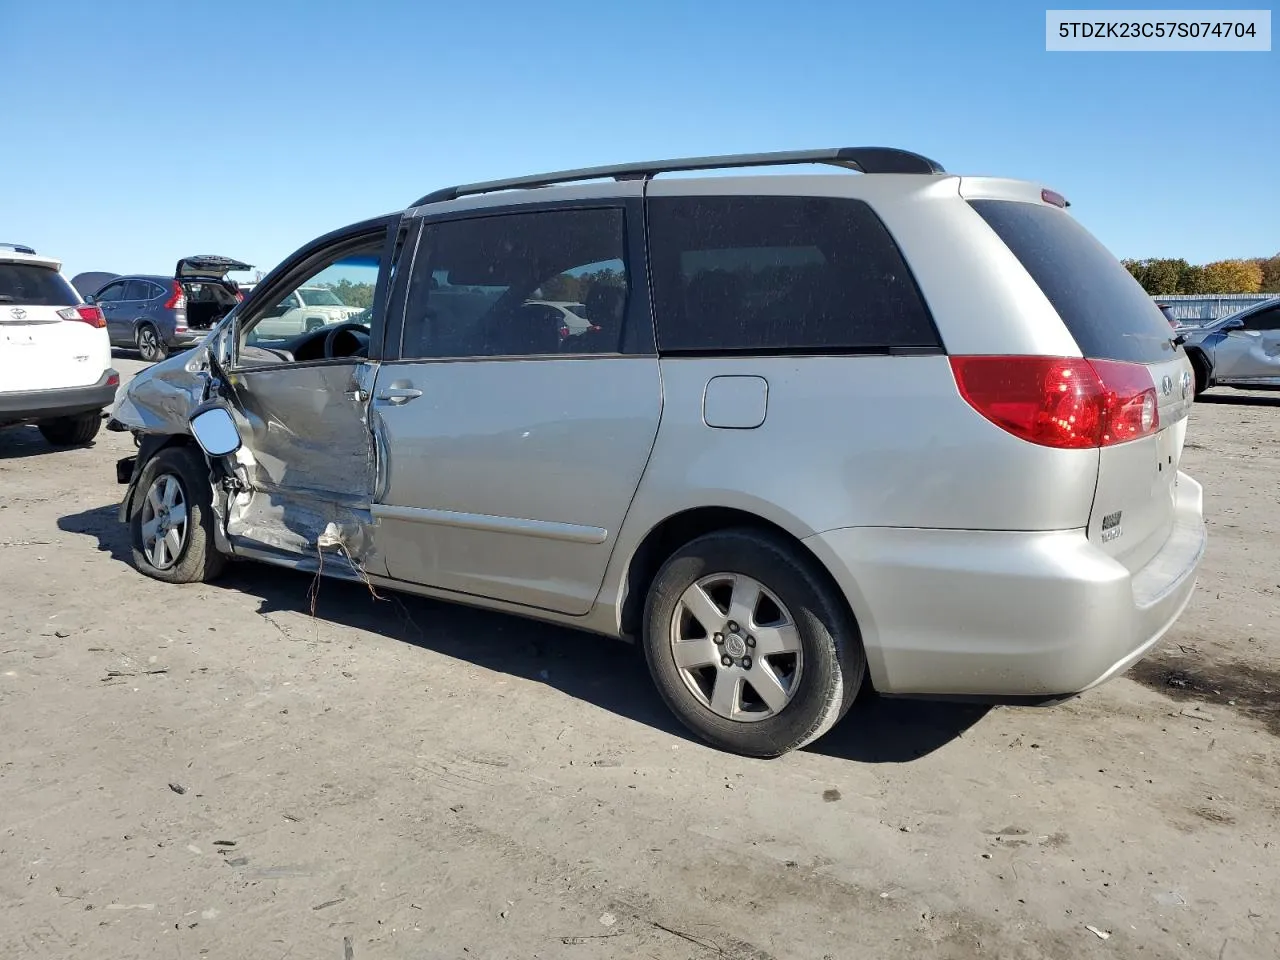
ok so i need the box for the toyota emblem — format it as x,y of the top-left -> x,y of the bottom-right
8,307 -> 27,320
1161,374 -> 1173,396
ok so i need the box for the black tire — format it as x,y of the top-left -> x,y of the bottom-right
642,527 -> 865,758
136,323 -> 169,362
129,445 -> 226,584
38,412 -> 102,446
1191,354 -> 1210,398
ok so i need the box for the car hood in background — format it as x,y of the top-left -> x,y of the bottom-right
70,271 -> 120,299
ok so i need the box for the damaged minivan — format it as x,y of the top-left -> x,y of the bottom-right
110,148 -> 1205,758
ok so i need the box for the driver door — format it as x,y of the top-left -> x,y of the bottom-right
220,217 -> 401,571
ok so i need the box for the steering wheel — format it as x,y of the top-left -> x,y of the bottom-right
323,322 -> 371,359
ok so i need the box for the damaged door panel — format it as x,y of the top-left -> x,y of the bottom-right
1211,305 -> 1280,385
220,360 -> 382,570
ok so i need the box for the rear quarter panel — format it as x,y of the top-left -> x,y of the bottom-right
594,356 -> 1099,625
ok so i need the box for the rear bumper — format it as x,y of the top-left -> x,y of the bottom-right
804,472 -> 1206,698
0,370 -> 119,425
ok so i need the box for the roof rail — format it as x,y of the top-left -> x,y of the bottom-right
411,147 -> 945,207
0,242 -> 37,255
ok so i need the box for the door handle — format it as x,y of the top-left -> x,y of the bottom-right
376,386 -> 423,405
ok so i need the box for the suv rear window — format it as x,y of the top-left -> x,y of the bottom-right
647,196 -> 939,354
0,263 -> 78,307
969,200 -> 1175,364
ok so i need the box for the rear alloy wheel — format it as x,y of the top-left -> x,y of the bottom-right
129,446 -> 226,583
136,323 -> 168,362
38,412 -> 102,446
642,528 -> 865,757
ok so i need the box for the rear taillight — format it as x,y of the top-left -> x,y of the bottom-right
57,305 -> 106,328
559,324 -> 570,338
106,372 -> 120,387
950,356 -> 1159,449
164,281 -> 185,309
235,291 -> 244,302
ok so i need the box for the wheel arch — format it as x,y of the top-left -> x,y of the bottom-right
119,433 -> 199,522
616,506 -> 861,656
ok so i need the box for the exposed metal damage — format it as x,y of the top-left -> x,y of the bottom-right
111,328 -> 379,572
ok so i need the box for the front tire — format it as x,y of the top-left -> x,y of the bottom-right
136,323 -> 169,362
129,446 -> 226,584
1190,353 -> 1210,398
38,412 -> 102,446
642,528 -> 865,758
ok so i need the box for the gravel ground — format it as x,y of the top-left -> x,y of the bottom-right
1,356 -> 1277,959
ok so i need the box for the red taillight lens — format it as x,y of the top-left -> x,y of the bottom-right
164,281 -> 185,309
57,305 -> 106,328
559,325 -> 570,338
235,291 -> 244,302
950,356 -> 1158,449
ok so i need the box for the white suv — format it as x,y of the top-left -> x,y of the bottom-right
0,244 -> 118,446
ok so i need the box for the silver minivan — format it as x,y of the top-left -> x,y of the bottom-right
111,148 -> 1206,757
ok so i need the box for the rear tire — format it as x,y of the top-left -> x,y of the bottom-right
38,412 -> 102,446
641,527 -> 865,758
136,323 -> 168,362
129,446 -> 226,584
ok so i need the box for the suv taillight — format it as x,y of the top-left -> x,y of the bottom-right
950,356 -> 1159,449
57,305 -> 106,328
164,280 -> 186,309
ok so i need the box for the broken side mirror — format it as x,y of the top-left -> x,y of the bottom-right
189,404 -> 242,458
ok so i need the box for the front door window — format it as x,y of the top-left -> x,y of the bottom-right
238,238 -> 384,366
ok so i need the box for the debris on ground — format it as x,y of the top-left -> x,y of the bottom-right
1086,924 -> 1112,940
168,783 -> 186,795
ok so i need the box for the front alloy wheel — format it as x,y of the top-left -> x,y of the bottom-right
139,473 -> 189,570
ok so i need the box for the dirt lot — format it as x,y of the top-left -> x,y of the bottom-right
2,356 -> 1277,960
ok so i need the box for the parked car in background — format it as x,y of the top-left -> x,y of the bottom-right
90,256 -> 251,361
1,244 -> 117,446
1156,302 -> 1177,327
112,147 -> 1204,758
250,285 -> 366,338
1179,296 -> 1280,396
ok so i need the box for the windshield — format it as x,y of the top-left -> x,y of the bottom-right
298,288 -> 343,306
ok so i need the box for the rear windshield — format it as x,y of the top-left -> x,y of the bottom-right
647,196 -> 940,354
969,200 -> 1174,364
0,263 -> 78,307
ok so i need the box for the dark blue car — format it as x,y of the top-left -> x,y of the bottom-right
89,256 -> 251,361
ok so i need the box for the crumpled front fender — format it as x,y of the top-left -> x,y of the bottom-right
110,345 -> 212,435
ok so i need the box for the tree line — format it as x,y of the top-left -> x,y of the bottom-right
1123,254 -> 1280,296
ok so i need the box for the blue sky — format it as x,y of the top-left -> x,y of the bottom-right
3,0 -> 1276,280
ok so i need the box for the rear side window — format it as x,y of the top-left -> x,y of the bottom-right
646,196 -> 938,354
0,263 -> 77,307
125,279 -> 155,300
969,200 -> 1174,364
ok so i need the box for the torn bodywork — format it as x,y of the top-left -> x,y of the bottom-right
111,328 -> 379,573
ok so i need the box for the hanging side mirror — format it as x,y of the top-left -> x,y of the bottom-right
189,404 -> 242,457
